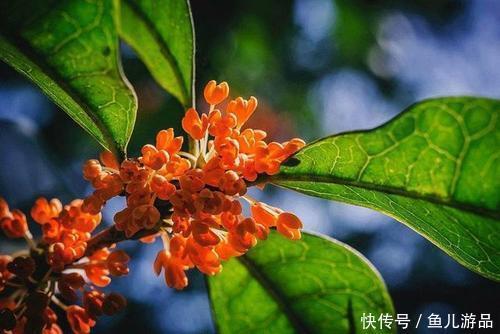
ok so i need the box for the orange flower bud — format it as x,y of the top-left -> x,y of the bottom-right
141,144 -> 169,170
94,173 -> 124,200
154,250 -> 188,290
89,247 -> 110,262
229,218 -> 257,252
85,262 -> 110,287
125,179 -> 149,197
132,205 -> 160,230
214,137 -> 240,168
170,235 -> 189,260
283,138 -> 306,156
204,80 -> 229,105
192,220 -> 220,247
215,241 -> 242,260
114,208 -> 135,236
100,150 -> 120,170
151,175 -> 177,200
107,250 -> 130,276
119,159 -> 141,182
220,212 -> 239,230
227,96 -> 258,128
67,305 -> 95,334
47,243 -> 76,272
0,198 -> 10,221
31,197 -> 62,225
82,159 -> 102,181
276,212 -> 302,240
237,128 -> 267,153
156,128 -> 183,155
208,110 -> 237,137
250,203 -> 278,227
60,200 -> 101,233
153,250 -> 167,276
58,230 -> 88,259
186,238 -> 221,275
253,141 -> 285,175
43,307 -> 59,332
82,194 -> 104,215
126,189 -> 152,207
170,189 -> 196,214
182,108 -> 208,140
0,209 -> 28,238
163,155 -> 190,177
218,170 -> 246,196
83,290 -> 105,318
0,256 -> 12,293
172,212 -> 192,237
40,218 -> 61,243
202,157 -> 225,186
239,156 -> 258,181
255,222 -> 270,240
193,189 -> 224,215
179,169 -> 205,193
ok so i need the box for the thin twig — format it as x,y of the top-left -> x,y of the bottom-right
83,219 -> 168,258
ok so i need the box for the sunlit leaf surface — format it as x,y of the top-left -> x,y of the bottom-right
0,0 -> 137,155
119,0 -> 194,107
209,231 -> 394,334
272,97 -> 500,281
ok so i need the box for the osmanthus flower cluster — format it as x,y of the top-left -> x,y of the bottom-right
0,198 -> 128,334
0,81 -> 305,333
82,80 -> 305,289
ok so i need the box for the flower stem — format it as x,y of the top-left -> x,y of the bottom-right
83,216 -> 170,257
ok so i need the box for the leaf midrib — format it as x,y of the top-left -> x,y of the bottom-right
237,255 -> 312,334
0,34 -> 119,152
121,0 -> 190,107
265,174 -> 500,219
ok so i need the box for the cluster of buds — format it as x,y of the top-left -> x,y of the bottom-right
0,80 -> 305,333
0,198 -> 128,334
81,80 -> 305,290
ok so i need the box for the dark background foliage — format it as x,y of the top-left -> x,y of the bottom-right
0,0 -> 499,332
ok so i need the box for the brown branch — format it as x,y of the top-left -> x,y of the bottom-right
84,224 -> 161,257
84,199 -> 173,257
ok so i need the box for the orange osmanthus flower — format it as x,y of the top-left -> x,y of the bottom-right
0,80 -> 305,333
0,196 -> 127,333
79,80 -> 305,290
0,199 -> 29,239
67,305 -> 96,334
204,80 -> 230,105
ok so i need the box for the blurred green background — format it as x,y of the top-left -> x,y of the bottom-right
0,0 -> 499,332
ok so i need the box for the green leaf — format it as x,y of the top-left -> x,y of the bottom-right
0,0 -> 137,155
118,0 -> 194,108
208,231 -> 394,334
271,97 -> 500,281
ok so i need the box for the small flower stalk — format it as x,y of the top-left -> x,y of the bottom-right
0,81 -> 304,333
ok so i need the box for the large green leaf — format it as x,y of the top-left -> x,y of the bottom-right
208,231 -> 394,334
0,0 -> 137,155
118,0 -> 194,108
269,97 -> 500,281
